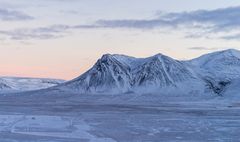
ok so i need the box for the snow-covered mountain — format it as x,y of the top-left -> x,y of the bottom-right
4,49 -> 240,96
188,49 -> 240,95
132,54 -> 198,88
190,49 -> 240,79
0,77 -> 65,93
55,49 -> 240,95
57,53 -> 206,95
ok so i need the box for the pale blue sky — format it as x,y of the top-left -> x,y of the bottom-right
1,0 -> 240,79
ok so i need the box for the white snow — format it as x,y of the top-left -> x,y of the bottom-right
0,77 -> 65,93
0,114 -> 115,142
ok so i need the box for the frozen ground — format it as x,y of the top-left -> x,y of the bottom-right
0,93 -> 240,142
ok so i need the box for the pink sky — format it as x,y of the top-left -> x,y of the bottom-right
0,0 -> 240,80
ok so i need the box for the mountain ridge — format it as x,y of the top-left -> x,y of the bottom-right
6,49 -> 240,96
57,51 -> 208,94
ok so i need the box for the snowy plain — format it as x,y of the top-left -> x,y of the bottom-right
0,91 -> 240,142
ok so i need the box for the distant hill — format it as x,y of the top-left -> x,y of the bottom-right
0,77 -> 65,93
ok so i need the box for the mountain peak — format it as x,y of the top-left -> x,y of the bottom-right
191,48 -> 240,63
220,49 -> 240,58
153,53 -> 164,57
208,48 -> 240,57
100,53 -> 114,60
148,53 -> 176,64
150,53 -> 164,60
222,48 -> 240,53
98,54 -> 122,66
190,48 -> 240,79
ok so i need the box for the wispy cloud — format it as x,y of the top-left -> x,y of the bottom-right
94,19 -> 173,29
0,25 -> 69,40
2,6 -> 240,41
0,24 -> 98,40
80,6 -> 240,40
221,33 -> 240,40
91,6 -> 240,32
188,47 -> 219,51
0,8 -> 33,21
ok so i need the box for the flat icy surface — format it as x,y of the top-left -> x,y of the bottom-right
0,93 -> 239,142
